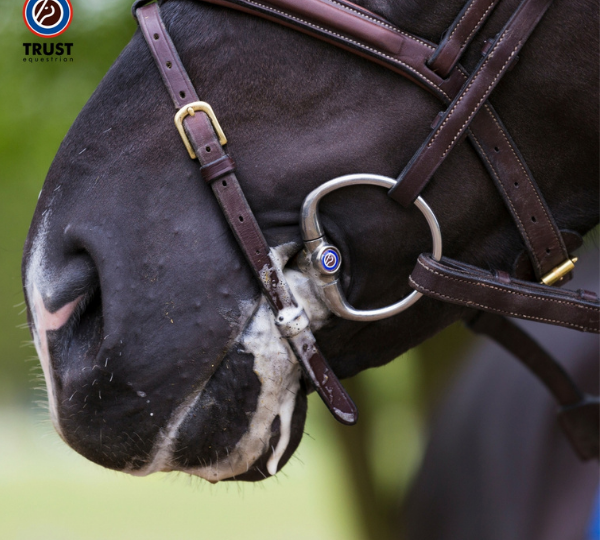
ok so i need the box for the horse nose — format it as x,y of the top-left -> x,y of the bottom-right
24,240 -> 154,471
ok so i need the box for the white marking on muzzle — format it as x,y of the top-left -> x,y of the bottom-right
133,244 -> 331,481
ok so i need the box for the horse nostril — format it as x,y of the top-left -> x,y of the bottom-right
36,253 -> 99,313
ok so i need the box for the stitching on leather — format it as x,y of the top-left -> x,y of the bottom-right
426,24 -> 515,150
469,130 -> 539,271
456,66 -> 469,81
459,1 -> 496,46
449,0 -> 495,46
415,258 -> 598,312
429,32 -> 510,144
437,44 -> 520,158
447,0 -> 478,42
242,0 -> 442,90
482,103 -> 565,256
326,0 -> 434,49
409,276 -> 592,332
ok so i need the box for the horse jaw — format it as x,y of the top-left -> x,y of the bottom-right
128,244 -> 331,482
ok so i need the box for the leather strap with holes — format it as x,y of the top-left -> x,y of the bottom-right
389,0 -> 555,208
409,254 -> 600,333
136,2 -> 358,425
467,104 -> 570,279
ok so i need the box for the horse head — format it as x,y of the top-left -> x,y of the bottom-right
23,0 -> 598,482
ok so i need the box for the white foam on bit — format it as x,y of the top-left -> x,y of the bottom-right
271,242 -> 332,331
284,267 -> 331,331
174,298 -> 301,481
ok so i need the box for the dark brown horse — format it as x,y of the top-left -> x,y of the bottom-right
22,0 -> 597,492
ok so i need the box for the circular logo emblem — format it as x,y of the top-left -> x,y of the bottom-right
23,0 -> 73,38
320,248 -> 341,273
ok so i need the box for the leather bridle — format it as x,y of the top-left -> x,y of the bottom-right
132,0 -> 599,459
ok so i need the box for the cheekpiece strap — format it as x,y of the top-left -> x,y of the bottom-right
135,2 -> 358,425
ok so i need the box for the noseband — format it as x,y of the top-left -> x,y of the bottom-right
133,0 -> 599,459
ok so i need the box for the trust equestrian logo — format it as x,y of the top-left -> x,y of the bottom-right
23,0 -> 73,38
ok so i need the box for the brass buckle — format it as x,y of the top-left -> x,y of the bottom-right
174,101 -> 227,159
540,257 -> 578,285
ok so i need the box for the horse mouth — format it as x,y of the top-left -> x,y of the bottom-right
31,279 -> 309,482
27,237 -> 322,482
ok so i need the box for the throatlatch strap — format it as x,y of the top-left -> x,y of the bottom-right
135,2 -> 358,425
427,0 -> 501,78
468,312 -> 599,460
409,254 -> 600,333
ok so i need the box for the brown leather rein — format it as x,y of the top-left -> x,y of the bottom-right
132,0 -> 599,459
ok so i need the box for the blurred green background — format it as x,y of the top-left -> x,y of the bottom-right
0,1 -> 471,538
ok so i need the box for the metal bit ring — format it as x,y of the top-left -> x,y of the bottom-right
300,173 -> 442,322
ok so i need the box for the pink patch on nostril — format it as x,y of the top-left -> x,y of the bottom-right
36,293 -> 81,331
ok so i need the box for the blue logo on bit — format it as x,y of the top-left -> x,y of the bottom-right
321,248 -> 341,272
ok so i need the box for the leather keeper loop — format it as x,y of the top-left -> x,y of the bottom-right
201,155 -> 236,183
